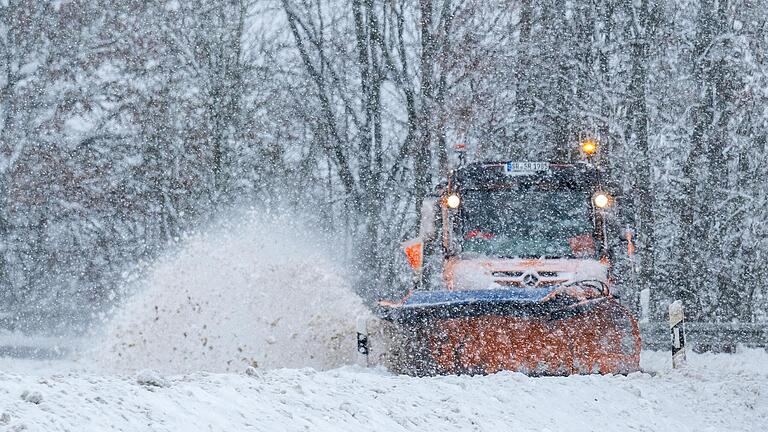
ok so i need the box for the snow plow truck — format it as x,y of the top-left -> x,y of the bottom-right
359,144 -> 642,376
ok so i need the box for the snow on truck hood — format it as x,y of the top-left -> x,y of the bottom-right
447,257 -> 608,291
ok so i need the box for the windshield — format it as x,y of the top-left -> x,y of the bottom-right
458,188 -> 595,259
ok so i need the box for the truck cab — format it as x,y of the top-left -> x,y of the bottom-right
415,161 -> 622,294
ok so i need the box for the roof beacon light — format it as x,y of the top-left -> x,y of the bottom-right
581,138 -> 598,156
446,193 -> 461,209
593,192 -> 611,209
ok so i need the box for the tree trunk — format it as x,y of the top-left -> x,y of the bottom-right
414,0 -> 434,214
627,0 -> 656,317
678,0 -> 715,320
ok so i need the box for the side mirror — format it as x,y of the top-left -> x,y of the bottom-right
621,227 -> 636,258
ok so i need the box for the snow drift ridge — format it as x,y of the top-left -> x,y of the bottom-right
91,214 -> 369,373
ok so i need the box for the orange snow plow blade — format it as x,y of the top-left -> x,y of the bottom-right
429,300 -> 640,375
378,285 -> 641,376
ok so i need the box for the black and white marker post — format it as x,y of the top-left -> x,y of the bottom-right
356,316 -> 370,367
669,300 -> 686,368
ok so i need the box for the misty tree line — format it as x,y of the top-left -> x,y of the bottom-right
1,0 -> 766,323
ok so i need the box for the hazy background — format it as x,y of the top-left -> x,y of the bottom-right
1,0 -> 766,328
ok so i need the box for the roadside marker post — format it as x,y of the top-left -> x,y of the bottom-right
669,300 -> 686,368
356,316 -> 369,367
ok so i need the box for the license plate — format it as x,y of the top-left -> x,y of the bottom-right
504,161 -> 550,175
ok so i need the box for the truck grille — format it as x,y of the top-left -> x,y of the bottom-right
491,271 -> 524,278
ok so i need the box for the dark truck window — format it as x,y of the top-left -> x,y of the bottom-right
459,188 -> 595,259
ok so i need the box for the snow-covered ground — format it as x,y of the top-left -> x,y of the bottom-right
1,217 -> 765,431
0,349 -> 766,432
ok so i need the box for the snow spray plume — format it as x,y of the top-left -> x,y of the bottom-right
89,210 -> 369,373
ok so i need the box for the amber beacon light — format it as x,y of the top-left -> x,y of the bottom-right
580,138 -> 598,156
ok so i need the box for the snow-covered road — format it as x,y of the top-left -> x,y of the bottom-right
2,221 -> 763,431
0,350 -> 765,432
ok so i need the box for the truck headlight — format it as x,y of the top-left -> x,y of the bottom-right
593,192 -> 611,208
446,193 -> 461,209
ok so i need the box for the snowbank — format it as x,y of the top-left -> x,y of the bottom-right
86,214 -> 370,373
0,349 -> 766,432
